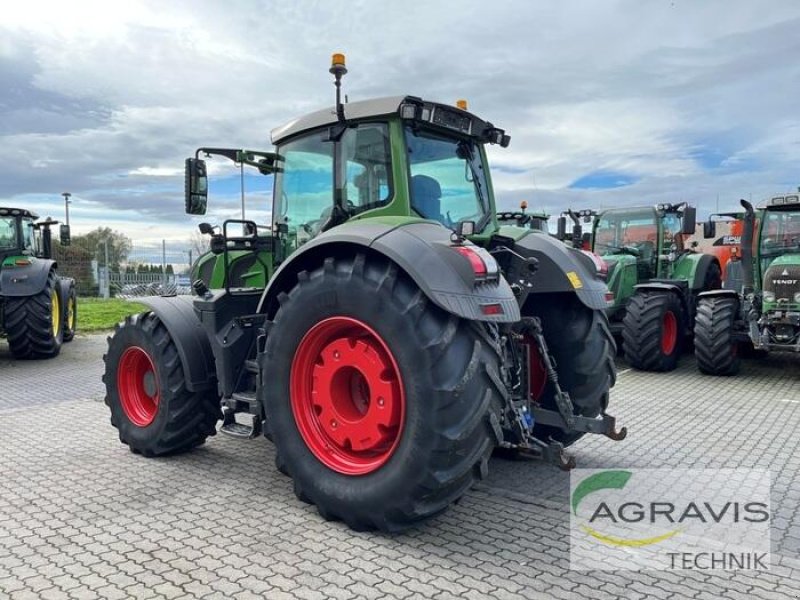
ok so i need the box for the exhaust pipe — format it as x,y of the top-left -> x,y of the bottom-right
739,199 -> 755,295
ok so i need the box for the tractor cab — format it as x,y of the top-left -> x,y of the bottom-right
592,203 -> 697,287
0,208 -> 38,263
185,93 -> 511,291
757,194 -> 800,312
0,207 -> 70,265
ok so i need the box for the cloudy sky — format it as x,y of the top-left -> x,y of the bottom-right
2,0 -> 799,246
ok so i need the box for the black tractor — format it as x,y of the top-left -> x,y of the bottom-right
0,208 -> 76,358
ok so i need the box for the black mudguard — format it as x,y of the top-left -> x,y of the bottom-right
258,221 -> 521,322
0,258 -> 56,296
698,289 -> 740,300
134,296 -> 217,393
692,254 -> 720,290
510,232 -> 608,310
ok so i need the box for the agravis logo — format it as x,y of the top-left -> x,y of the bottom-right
569,469 -> 771,571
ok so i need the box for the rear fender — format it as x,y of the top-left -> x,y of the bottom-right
134,296 -> 217,393
507,230 -> 609,310
0,258 -> 56,296
258,220 -> 521,322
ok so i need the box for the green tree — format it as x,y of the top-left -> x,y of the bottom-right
72,227 -> 132,271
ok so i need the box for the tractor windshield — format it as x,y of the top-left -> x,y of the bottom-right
594,208 -> 658,255
0,217 -> 17,249
760,208 -> 800,262
404,126 -> 491,231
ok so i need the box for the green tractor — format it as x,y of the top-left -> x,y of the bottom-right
695,193 -> 800,375
102,56 -> 624,531
0,207 -> 77,358
559,203 -> 722,371
496,201 -> 550,232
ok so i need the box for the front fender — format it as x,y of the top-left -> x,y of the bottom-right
0,258 -> 56,296
673,253 -> 720,290
134,296 -> 217,392
507,229 -> 609,310
258,220 -> 520,322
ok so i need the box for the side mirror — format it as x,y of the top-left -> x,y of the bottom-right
198,222 -> 214,235
703,220 -> 716,239
556,216 -> 567,240
681,206 -> 696,234
185,158 -> 208,215
456,221 -> 475,237
59,224 -> 71,246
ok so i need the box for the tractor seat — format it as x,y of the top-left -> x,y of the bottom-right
411,175 -> 443,223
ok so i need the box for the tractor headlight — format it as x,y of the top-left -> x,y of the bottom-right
763,291 -> 775,302
793,292 -> 800,303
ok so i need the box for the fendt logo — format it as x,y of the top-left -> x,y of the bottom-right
569,469 -> 771,571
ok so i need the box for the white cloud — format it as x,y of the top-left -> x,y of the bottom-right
1,0 -> 799,239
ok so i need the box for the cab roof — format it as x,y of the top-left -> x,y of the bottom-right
271,96 -> 408,144
0,207 -> 39,219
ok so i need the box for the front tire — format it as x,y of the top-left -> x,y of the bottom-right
103,312 -> 221,456
3,270 -> 64,359
62,281 -> 77,342
622,291 -> 684,371
527,294 -> 617,446
261,255 -> 504,531
694,296 -> 741,375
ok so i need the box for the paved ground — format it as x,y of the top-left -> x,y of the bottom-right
2,334 -> 800,599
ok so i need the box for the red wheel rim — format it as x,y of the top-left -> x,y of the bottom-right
117,346 -> 160,427
290,317 -> 405,475
661,311 -> 678,355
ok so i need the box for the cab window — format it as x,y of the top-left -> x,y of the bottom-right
0,217 -> 16,249
342,123 -> 393,213
21,218 -> 35,251
273,134 -> 334,246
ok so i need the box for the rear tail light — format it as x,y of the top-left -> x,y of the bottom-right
605,291 -> 615,305
454,246 -> 487,277
480,303 -> 504,316
14,259 -> 31,266
452,245 -> 499,282
580,250 -> 608,281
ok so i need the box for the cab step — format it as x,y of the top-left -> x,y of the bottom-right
219,403 -> 262,439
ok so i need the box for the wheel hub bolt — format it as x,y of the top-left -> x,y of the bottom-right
377,397 -> 385,407
333,350 -> 340,359
331,420 -> 337,428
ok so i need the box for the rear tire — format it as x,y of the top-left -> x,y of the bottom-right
3,270 -> 64,359
261,255 -> 504,532
62,281 -> 77,342
103,312 -> 221,456
527,294 -> 617,446
622,291 -> 683,372
694,296 -> 741,375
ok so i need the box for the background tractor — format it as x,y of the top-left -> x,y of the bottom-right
0,207 -> 76,358
695,193 -> 800,375
559,203 -> 722,371
102,56 -> 624,532
496,201 -> 550,232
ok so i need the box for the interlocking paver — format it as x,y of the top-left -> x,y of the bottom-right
3,335 -> 800,599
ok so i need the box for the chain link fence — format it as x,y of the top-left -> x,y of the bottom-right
54,236 -> 202,298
